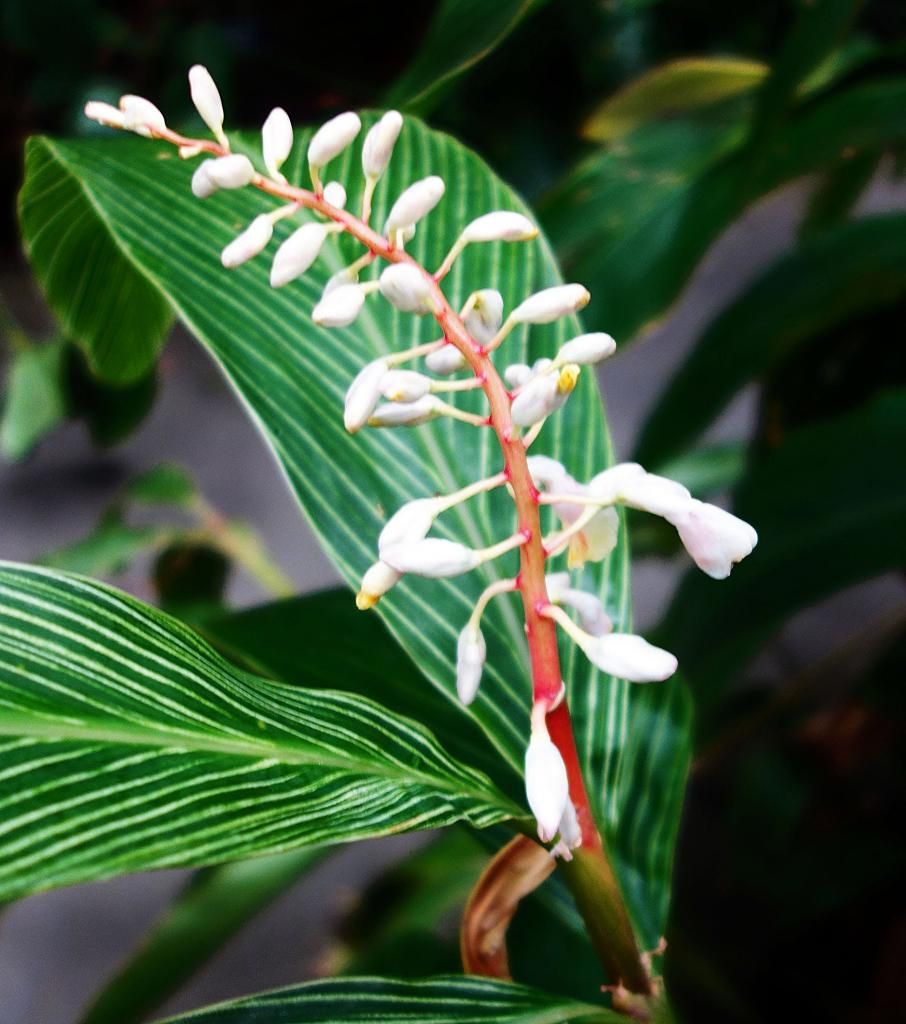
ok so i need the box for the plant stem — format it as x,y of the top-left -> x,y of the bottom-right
153,126 -> 651,995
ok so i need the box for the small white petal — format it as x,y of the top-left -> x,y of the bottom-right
511,365 -> 579,428
379,264 -> 434,314
456,624 -> 486,705
511,284 -> 590,325
270,222 -> 329,288
385,176 -> 445,234
119,95 -> 166,137
362,110 -> 403,178
382,537 -> 479,577
668,499 -> 758,579
206,154 -> 255,189
610,469 -> 691,518
378,497 -> 442,554
221,215 -> 273,268
191,161 -> 217,199
368,395 -> 443,427
323,181 -> 347,209
557,332 -> 616,365
344,358 -> 390,433
525,730 -> 569,842
558,799 -> 582,850
425,345 -> 466,375
323,265 -> 360,296
462,211 -> 538,244
504,363 -> 533,388
308,111 -> 361,169
586,463 -> 647,504
356,560 -> 401,609
262,107 -> 293,179
579,632 -> 677,683
312,284 -> 366,328
544,572 -> 572,603
188,65 -> 224,140
526,455 -> 571,491
559,586 -> 613,635
380,369 -> 431,403
464,289 -> 504,344
84,101 -> 126,129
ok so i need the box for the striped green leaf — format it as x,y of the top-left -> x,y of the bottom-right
0,562 -> 520,899
156,976 -> 621,1024
18,116 -> 689,945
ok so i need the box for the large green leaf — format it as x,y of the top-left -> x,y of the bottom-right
657,392 -> 906,738
635,214 -> 906,466
18,137 -> 173,384
80,849 -> 327,1024
18,115 -> 687,945
383,0 -> 547,114
156,976 -> 621,1024
0,562 -> 520,899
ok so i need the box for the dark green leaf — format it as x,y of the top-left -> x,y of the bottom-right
66,344 -> 159,444
0,337 -> 68,459
153,542 -> 230,616
798,148 -> 880,241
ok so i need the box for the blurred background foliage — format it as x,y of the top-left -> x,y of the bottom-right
2,1 -> 906,1022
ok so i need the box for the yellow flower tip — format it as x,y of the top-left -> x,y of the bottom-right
557,364 -> 581,395
355,589 -> 379,610
567,535 -> 589,570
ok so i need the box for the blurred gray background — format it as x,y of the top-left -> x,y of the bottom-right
2,171 -> 905,1022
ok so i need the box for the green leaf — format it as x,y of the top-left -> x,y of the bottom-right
0,562 -> 520,899
156,976 -> 620,1024
41,510 -> 166,577
0,337 -> 68,459
545,78 -> 906,342
79,848 -> 326,1024
19,116 -> 685,946
65,343 -> 159,445
18,136 -> 173,384
383,0 -> 547,114
635,214 -> 906,466
125,462 -> 197,506
657,392 -> 906,737
583,57 -> 768,143
799,148 -> 880,241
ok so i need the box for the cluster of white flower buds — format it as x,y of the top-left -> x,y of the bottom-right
85,68 -> 758,853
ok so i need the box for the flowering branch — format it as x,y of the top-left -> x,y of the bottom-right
86,70 -> 758,1006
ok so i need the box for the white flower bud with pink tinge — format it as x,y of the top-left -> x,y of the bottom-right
308,111 -> 361,171
84,101 -> 126,129
464,290 -> 504,344
385,176 -> 445,235
425,345 -> 466,375
312,284 -> 366,328
262,107 -> 293,180
667,499 -> 758,580
355,560 -> 401,610
456,624 -> 486,705
511,284 -> 590,325
380,369 -> 431,403
557,332 -> 616,366
579,632 -> 677,683
205,154 -> 255,190
461,211 -> 538,244
119,95 -> 166,137
344,357 -> 390,433
368,395 -> 444,428
381,538 -> 480,578
546,573 -> 612,635
270,222 -> 329,288
379,265 -> 435,314
323,181 -> 347,209
378,497 -> 442,554
221,215 -> 273,268
188,65 -> 226,145
362,110 -> 403,179
525,721 -> 570,842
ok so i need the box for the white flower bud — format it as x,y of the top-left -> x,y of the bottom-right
511,284 -> 591,325
188,65 -> 225,142
119,95 -> 166,137
270,223 -> 329,288
558,799 -> 582,851
356,560 -> 401,610
308,111 -> 361,169
578,632 -> 677,683
527,455 -> 571,491
368,395 -> 443,428
379,264 -> 435,314
544,572 -> 571,603
191,161 -> 217,199
560,587 -> 612,636
362,110 -> 403,178
464,289 -> 504,345
593,467 -> 690,518
425,345 -> 466,375
385,176 -> 445,234
323,181 -> 347,209
586,463 -> 647,504
557,332 -> 616,366
378,497 -> 442,554
312,284 -> 366,328
668,499 -> 758,580
525,725 -> 569,842
381,537 -> 480,577
461,211 -> 538,244
380,369 -> 431,403
221,215 -> 273,269
344,357 -> 390,433
456,624 -> 486,705
206,154 -> 255,189
504,363 -> 533,388
511,365 -> 579,428
323,265 -> 359,296
84,101 -> 126,129
262,107 -> 293,179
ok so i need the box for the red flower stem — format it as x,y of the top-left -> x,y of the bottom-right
153,127 -> 651,996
